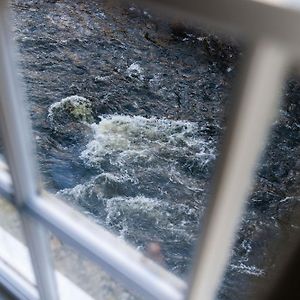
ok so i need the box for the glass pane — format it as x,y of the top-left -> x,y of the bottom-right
0,195 -> 36,298
0,194 -> 24,243
11,0 -> 300,298
12,0 -> 239,279
217,77 -> 300,299
6,0 -> 299,299
50,233 -> 139,300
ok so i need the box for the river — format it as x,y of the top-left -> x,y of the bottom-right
11,0 -> 300,299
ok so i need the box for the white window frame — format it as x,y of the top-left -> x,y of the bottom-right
0,0 -> 298,299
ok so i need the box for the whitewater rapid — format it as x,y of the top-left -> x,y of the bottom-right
58,114 -> 215,273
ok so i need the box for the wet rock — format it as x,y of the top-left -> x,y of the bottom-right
48,95 -> 94,128
47,95 -> 94,144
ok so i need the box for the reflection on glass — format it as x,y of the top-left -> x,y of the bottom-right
0,196 -> 24,242
0,196 -> 36,297
50,234 -> 138,300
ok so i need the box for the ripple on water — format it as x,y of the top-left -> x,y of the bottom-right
59,114 -> 215,274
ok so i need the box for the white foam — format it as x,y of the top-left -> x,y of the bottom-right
126,63 -> 144,80
60,114 -> 214,266
80,114 -> 214,168
230,263 -> 264,276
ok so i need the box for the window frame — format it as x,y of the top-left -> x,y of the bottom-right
0,0 -> 298,299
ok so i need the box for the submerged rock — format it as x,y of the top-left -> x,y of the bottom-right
48,95 -> 94,144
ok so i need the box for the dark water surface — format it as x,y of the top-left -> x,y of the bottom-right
12,0 -> 300,299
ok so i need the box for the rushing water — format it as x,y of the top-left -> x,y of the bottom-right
12,0 -> 300,299
56,112 -> 215,273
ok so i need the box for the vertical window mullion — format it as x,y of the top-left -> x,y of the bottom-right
187,39 -> 289,300
0,1 -> 59,300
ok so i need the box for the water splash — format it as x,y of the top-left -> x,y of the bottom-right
59,114 -> 215,274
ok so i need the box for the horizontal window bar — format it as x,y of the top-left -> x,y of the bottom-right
0,164 -> 186,300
